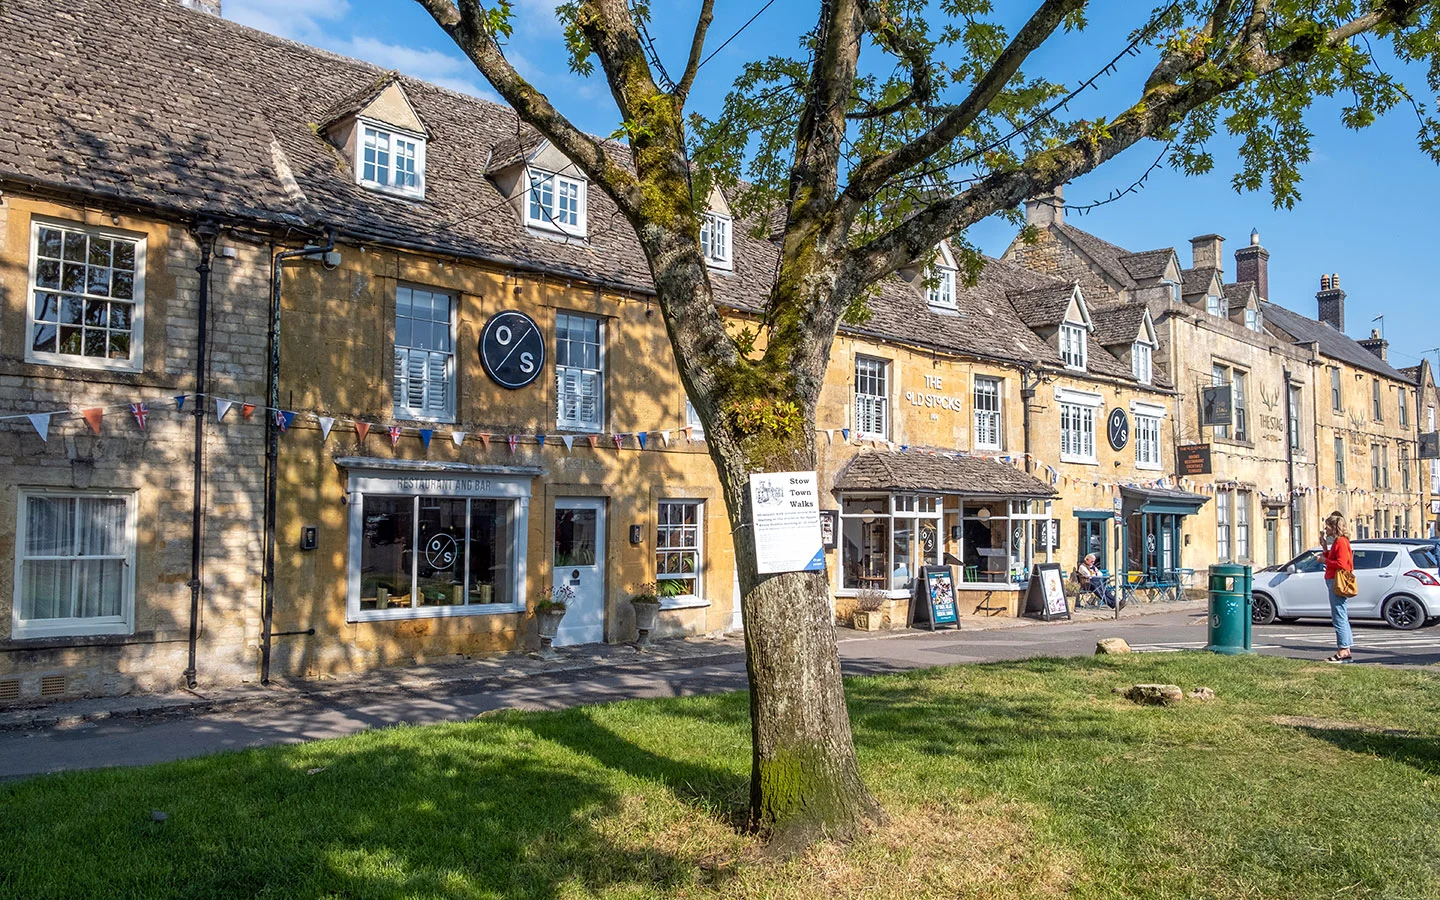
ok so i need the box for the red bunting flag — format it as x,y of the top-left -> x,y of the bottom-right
587,434 -> 599,449
82,408 -> 104,434
355,422 -> 371,442
479,433 -> 491,449
241,403 -> 256,420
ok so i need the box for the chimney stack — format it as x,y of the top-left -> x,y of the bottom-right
1234,228 -> 1269,301
1189,234 -> 1225,273
1024,184 -> 1064,229
177,0 -> 222,14
1317,273 -> 1346,332
1358,327 -> 1389,362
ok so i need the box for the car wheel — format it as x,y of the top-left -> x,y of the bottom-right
1251,593 -> 1277,625
1382,595 -> 1426,631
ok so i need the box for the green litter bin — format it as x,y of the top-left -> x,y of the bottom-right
1206,564 -> 1254,654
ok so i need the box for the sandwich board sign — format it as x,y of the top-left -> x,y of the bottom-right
909,565 -> 960,631
1023,563 -> 1070,621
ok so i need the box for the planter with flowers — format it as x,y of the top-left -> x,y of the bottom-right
851,586 -> 888,632
533,584 -> 574,658
630,581 -> 662,649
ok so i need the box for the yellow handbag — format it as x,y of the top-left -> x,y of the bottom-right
1335,568 -> 1358,598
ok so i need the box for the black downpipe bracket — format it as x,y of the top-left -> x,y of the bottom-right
184,221 -> 218,690
260,234 -> 334,685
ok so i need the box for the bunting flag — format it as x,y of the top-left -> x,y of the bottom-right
841,428 -> 851,442
27,413 -> 50,442
316,416 -> 335,442
355,422 -> 371,442
175,395 -> 186,412
507,435 -> 519,453
659,430 -> 670,447
275,410 -> 296,433
388,426 -> 403,447
419,429 -> 433,449
215,399 -> 234,422
683,426 -> 693,442
535,434 -> 546,447
131,402 -> 149,431
825,429 -> 834,444
241,403 -> 256,420
613,433 -> 625,450
479,433 -> 491,449
587,434 -> 599,449
562,435 -> 575,451
451,432 -> 466,447
637,432 -> 648,450
82,408 -> 104,434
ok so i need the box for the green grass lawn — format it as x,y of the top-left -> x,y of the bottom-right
3,653 -> 1439,899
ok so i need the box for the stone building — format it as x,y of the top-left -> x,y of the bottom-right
1404,361 -> 1440,536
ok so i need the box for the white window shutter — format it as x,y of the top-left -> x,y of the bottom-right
425,352 -> 448,414
580,370 -> 600,428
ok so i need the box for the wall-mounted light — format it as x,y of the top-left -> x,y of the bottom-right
629,524 -> 643,544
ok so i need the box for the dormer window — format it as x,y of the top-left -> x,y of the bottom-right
1206,294 -> 1222,317
1164,280 -> 1181,303
1245,308 -> 1262,332
359,123 -> 425,198
525,168 -> 586,235
927,265 -> 956,310
1060,323 -> 1087,370
700,212 -> 731,268
1132,341 -> 1153,384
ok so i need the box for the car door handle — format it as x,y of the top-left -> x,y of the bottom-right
1379,574 -> 1394,579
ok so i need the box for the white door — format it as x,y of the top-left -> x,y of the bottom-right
553,498 -> 605,646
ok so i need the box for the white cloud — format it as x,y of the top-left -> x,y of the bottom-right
225,0 -> 349,43
345,35 -> 490,96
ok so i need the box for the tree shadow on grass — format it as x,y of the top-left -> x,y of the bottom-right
1291,724 -> 1440,777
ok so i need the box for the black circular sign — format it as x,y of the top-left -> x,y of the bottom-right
1107,407 -> 1130,451
479,311 -> 545,389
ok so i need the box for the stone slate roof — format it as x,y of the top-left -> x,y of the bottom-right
833,451 -> 1057,497
1119,249 -> 1174,281
1007,285 -> 1075,328
1090,304 -> 1146,347
1260,301 -> 1412,381
1180,266 -> 1218,297
485,127 -> 547,173
1399,365 -> 1421,383
1222,282 -> 1253,314
1055,224 -> 1172,289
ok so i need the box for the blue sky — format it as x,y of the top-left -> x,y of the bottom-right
225,0 -> 1440,374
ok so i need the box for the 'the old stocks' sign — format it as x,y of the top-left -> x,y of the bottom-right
479,310 -> 546,389
749,471 -> 825,575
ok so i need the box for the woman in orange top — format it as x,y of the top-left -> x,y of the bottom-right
1319,510 -> 1355,663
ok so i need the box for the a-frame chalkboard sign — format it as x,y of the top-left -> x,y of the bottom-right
1022,563 -> 1071,621
908,565 -> 961,631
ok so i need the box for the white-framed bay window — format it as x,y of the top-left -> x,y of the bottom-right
359,123 -> 425,198
555,312 -> 603,431
973,376 -> 1003,450
1057,387 -> 1101,464
393,285 -> 456,421
526,167 -> 587,235
345,464 -> 531,621
13,490 -> 136,639
700,212 -> 732,269
28,220 -> 145,372
838,494 -> 942,593
656,500 -> 703,599
854,356 -> 889,439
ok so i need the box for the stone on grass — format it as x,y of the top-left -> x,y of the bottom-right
1189,687 -> 1216,701
1096,638 -> 1131,655
1124,684 -> 1184,705
150,810 -> 168,822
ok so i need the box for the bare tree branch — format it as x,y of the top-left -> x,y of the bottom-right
845,0 -> 936,120
674,0 -> 716,104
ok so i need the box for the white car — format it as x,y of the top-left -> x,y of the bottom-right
1251,540 -> 1440,630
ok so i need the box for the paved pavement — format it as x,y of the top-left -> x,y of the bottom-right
2,599 -> 1436,781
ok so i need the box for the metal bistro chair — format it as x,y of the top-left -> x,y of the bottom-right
1072,569 -> 1113,609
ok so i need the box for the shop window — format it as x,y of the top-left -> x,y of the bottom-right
393,285 -> 455,421
838,495 -> 942,592
656,501 -> 702,598
854,356 -> 889,439
555,313 -> 603,431
28,221 -> 144,371
956,498 -> 1053,584
13,491 -> 135,639
973,376 -> 1002,450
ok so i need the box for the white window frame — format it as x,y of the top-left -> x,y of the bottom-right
1216,489 -> 1232,562
27,219 -> 146,373
393,285 -> 457,423
1236,489 -> 1251,561
1399,387 -> 1409,427
524,167 -> 588,236
1331,367 -> 1343,411
684,399 -> 706,440
1373,378 -> 1384,422
1164,280 -> 1182,303
1057,387 -> 1102,464
656,500 -> 703,601
973,376 -> 1003,450
1134,414 -> 1162,469
854,356 -> 889,440
1059,323 -> 1087,371
1131,341 -> 1153,384
927,264 -> 957,311
12,489 -> 137,639
1288,385 -> 1303,453
357,120 -> 426,199
699,212 -> 732,269
1206,294 -> 1223,317
555,312 -> 604,432
1335,436 -> 1346,485
1212,363 -> 1248,441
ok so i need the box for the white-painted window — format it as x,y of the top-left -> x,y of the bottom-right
1206,294 -> 1223,317
656,500 -> 702,598
1373,378 -> 1384,422
28,221 -> 144,371
555,313 -> 603,431
1335,436 -> 1346,485
973,376 -> 1002,450
1135,414 -> 1161,468
1060,403 -> 1096,463
927,264 -> 956,310
1331,367 -> 1343,411
684,399 -> 705,440
1132,341 -> 1153,384
1060,323 -> 1087,370
1164,280 -> 1181,303
526,168 -> 586,235
1401,446 -> 1412,493
1216,489 -> 1232,562
360,124 -> 425,197
699,213 -> 731,268
13,491 -> 136,639
1236,489 -> 1251,560
854,356 -> 889,439
1288,385 -> 1303,452
1399,387 -> 1409,427
1244,307 -> 1258,331
393,286 -> 455,421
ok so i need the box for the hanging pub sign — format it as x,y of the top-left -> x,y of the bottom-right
1177,443 -> 1213,475
1201,384 -> 1233,427
1420,431 -> 1440,460
908,565 -> 960,631
1023,563 -> 1070,621
479,310 -> 546,389
1106,408 -> 1130,451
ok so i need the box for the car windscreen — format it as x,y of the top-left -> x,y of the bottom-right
1289,551 -> 1325,573
1409,546 -> 1440,569
1352,549 -> 1398,570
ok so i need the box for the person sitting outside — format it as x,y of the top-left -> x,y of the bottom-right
1077,554 -> 1121,608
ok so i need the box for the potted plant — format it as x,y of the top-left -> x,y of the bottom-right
533,584 -> 574,658
630,581 -> 662,649
852,586 -> 888,632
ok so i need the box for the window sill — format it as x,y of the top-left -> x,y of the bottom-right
358,181 -> 426,201
24,353 -> 142,374
1060,455 -> 1098,466
525,222 -> 588,242
1136,462 -> 1163,471
349,604 -> 524,624
855,433 -> 888,443
658,595 -> 710,611
10,620 -> 134,641
393,411 -> 457,426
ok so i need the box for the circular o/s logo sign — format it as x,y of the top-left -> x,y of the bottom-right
425,533 -> 458,569
1107,407 -> 1130,451
479,311 -> 545,389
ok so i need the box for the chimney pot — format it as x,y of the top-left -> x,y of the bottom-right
1250,228 -> 1260,246
1234,231 -> 1270,302
1320,274 -> 1331,290
1024,185 -> 1064,229
1316,272 -> 1346,332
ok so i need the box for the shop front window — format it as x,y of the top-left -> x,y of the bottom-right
839,494 -> 941,592
357,495 -> 516,612
959,498 -> 1053,584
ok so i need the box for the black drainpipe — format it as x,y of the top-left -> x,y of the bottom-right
1283,368 -> 1299,556
260,233 -> 334,685
183,220 -> 218,690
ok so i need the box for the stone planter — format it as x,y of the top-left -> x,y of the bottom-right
632,599 -> 661,649
852,609 -> 884,632
535,607 -> 567,658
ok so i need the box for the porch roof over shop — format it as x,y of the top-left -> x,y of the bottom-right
1119,485 -> 1209,516
833,452 -> 1057,498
